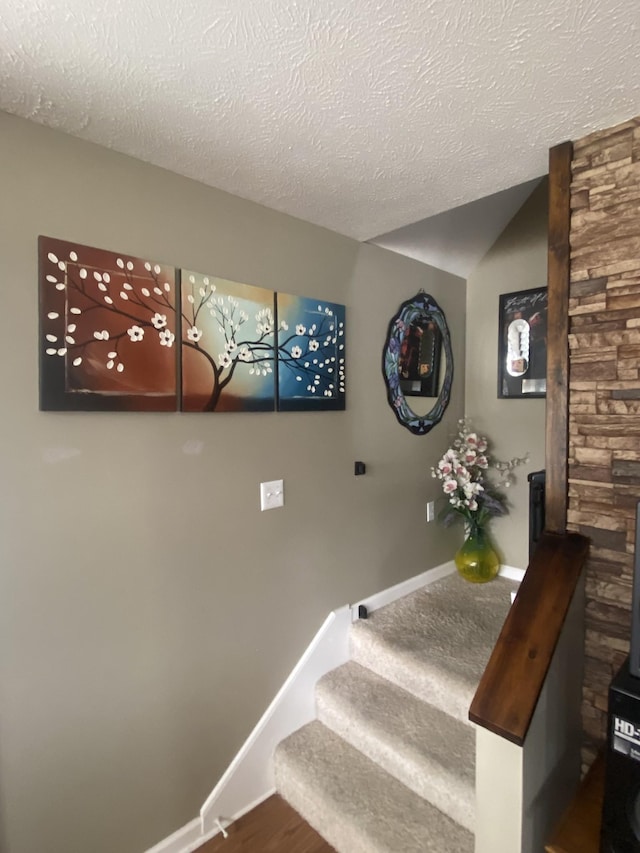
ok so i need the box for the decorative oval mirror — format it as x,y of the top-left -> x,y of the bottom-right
382,291 -> 454,435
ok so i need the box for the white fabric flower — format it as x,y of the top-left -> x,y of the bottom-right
159,329 -> 175,347
187,325 -> 202,342
151,313 -> 167,329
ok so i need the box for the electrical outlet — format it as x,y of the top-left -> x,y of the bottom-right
426,501 -> 435,522
260,479 -> 284,511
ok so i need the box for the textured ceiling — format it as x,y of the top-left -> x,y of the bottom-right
1,0 -> 639,242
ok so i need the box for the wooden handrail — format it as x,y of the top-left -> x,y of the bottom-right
469,531 -> 589,745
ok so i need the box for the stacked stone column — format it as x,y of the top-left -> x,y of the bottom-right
568,115 -> 640,768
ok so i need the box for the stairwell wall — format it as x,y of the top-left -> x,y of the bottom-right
465,181 -> 549,570
0,111 -> 466,853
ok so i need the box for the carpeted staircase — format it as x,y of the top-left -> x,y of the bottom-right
274,571 -> 517,853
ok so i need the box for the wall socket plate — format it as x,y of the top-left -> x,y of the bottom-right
426,501 -> 435,522
260,479 -> 284,511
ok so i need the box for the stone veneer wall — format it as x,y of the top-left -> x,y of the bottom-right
568,114 -> 640,767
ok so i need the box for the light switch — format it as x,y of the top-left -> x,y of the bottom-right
426,501 -> 435,522
260,479 -> 284,511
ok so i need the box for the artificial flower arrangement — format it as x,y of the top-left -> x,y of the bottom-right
431,419 -> 528,582
431,418 -> 528,531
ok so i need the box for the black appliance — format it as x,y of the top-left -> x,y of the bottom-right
527,469 -> 545,560
601,657 -> 640,851
601,503 -> 640,851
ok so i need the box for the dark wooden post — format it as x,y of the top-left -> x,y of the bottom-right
546,141 -> 573,535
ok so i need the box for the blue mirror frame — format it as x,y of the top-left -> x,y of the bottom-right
382,291 -> 454,435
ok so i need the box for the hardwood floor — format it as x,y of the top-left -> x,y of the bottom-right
196,794 -> 336,853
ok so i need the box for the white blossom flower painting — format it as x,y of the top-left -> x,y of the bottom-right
39,236 -> 177,411
39,237 -> 346,416
276,294 -> 346,411
180,270 -> 276,411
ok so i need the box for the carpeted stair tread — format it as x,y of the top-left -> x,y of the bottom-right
350,572 -> 516,724
315,660 -> 475,832
274,720 -> 474,853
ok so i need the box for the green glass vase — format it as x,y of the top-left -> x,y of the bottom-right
455,523 -> 500,584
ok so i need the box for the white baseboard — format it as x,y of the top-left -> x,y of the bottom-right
144,790 -> 275,853
198,602 -> 353,836
352,560 -> 456,617
144,818 -> 202,853
146,559 -> 486,853
197,561 -> 455,841
352,559 -> 523,609
499,565 -> 525,583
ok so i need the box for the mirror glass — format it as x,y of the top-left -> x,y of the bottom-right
382,291 -> 453,435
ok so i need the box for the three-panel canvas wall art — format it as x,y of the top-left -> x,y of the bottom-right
39,236 -> 346,413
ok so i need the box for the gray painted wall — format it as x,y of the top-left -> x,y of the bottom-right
465,182 -> 548,570
0,111 -> 465,853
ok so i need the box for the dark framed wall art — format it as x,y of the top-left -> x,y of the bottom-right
276,294 -> 346,411
39,235 -> 347,413
39,236 -> 178,411
497,287 -> 548,399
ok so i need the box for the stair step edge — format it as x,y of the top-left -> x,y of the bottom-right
275,721 -> 474,853
349,635 -> 478,725
315,663 -> 475,832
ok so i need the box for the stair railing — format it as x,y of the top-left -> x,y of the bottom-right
470,530 -> 589,853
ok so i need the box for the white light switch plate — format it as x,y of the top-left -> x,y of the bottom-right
260,479 -> 284,511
